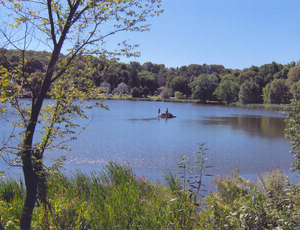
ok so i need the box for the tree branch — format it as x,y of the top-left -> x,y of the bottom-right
47,0 -> 57,46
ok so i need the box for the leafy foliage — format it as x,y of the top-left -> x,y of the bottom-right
285,99 -> 300,172
200,168 -> 300,229
174,91 -> 185,99
286,65 -> 300,87
1,48 -> 299,104
130,86 -> 140,97
190,74 -> 219,102
160,87 -> 172,99
138,70 -> 158,94
214,74 -> 239,103
239,80 -> 261,104
170,76 -> 191,96
290,80 -> 300,100
141,87 -> 150,97
262,79 -> 291,104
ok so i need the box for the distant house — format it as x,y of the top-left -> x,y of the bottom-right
113,82 -> 128,94
99,81 -> 111,93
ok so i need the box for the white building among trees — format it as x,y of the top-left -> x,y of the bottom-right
113,82 -> 128,94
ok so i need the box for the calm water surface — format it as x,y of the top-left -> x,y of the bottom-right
1,100 -> 295,189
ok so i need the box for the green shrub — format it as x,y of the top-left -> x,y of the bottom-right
130,87 -> 140,98
212,169 -> 250,205
141,87 -> 150,97
199,169 -> 300,229
174,91 -> 183,99
160,87 -> 171,99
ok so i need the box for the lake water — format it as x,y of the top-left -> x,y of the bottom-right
0,100 -> 296,190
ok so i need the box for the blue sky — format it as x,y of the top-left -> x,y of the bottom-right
1,0 -> 299,70
116,0 -> 300,70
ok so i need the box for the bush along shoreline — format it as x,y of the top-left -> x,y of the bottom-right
228,102 -> 291,111
99,94 -> 291,111
1,145 -> 300,229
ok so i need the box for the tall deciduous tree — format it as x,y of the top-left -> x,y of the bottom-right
237,70 -> 257,85
286,65 -> 300,87
170,76 -> 191,96
0,1 -> 162,229
189,74 -> 219,103
262,79 -> 290,104
258,61 -> 282,85
239,80 -> 261,104
290,80 -> 300,100
214,74 -> 239,103
138,70 -> 158,94
128,61 -> 142,89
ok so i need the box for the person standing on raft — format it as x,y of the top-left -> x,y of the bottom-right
166,107 -> 168,115
158,108 -> 161,116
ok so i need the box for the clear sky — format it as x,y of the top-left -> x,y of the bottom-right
115,0 -> 300,70
1,0 -> 299,70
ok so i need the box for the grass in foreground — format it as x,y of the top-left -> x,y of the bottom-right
0,162 -> 199,229
1,164 -> 300,229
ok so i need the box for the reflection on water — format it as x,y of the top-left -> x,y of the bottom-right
201,115 -> 285,138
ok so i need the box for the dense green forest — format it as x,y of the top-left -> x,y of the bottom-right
1,48 -> 299,104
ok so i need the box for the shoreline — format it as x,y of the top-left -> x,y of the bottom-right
98,94 -> 290,111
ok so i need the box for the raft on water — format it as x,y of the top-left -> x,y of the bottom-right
159,113 -> 176,118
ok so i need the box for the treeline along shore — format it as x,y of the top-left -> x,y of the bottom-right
1,48 -> 299,106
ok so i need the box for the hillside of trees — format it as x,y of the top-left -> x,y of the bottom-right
1,48 -> 300,104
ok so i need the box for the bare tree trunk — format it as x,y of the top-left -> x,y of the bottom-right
19,88 -> 51,230
19,46 -> 62,229
20,151 -> 38,230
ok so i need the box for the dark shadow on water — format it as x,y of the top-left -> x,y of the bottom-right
198,115 -> 285,138
127,117 -> 160,121
127,116 -> 178,121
